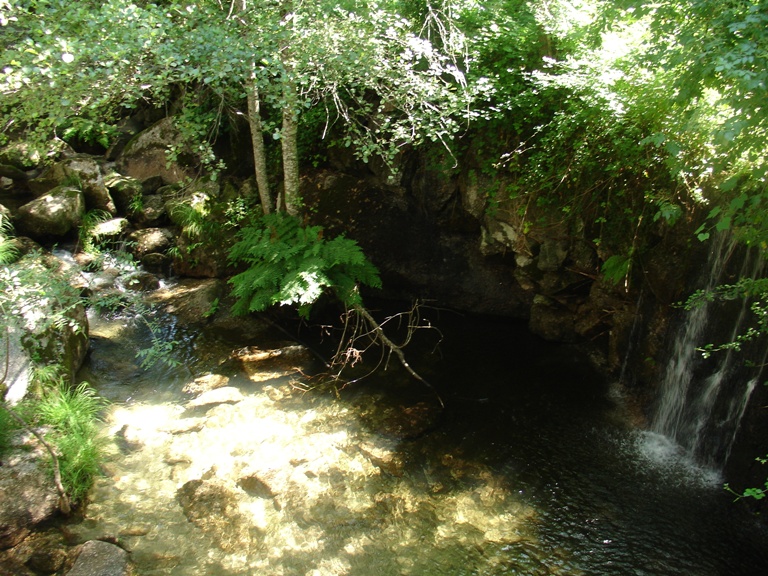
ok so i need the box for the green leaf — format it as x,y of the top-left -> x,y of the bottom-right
601,254 -> 631,285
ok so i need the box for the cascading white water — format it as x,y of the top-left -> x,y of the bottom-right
649,234 -> 765,469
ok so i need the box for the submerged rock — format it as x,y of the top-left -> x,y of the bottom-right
176,476 -> 261,553
186,386 -> 244,409
182,373 -> 230,396
66,540 -> 131,576
360,398 -> 443,440
230,344 -> 315,383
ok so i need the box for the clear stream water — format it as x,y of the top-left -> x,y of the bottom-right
70,304 -> 768,575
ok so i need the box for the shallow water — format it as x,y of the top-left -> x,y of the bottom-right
73,306 -> 768,575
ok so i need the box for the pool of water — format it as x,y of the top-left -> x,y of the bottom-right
71,305 -> 768,575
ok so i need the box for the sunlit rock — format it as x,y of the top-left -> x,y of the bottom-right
115,118 -> 197,185
90,217 -> 129,242
128,232 -> 168,266
16,185 -> 85,238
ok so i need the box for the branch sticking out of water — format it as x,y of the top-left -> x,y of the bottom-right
330,300 -> 444,408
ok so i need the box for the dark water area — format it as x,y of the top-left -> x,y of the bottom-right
333,306 -> 768,575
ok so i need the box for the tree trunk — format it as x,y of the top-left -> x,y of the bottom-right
279,1 -> 301,217
247,79 -> 273,215
281,84 -> 301,217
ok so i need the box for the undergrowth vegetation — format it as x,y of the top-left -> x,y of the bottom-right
34,381 -> 107,503
0,212 -> 166,506
228,212 -> 381,318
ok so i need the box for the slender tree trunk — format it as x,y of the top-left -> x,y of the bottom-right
279,1 -> 301,217
281,83 -> 301,217
247,78 -> 273,215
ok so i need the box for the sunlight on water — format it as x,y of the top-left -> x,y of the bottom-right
80,378 -> 547,575
70,306 -> 768,576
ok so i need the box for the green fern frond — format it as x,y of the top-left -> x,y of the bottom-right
0,213 -> 19,265
227,212 -> 381,316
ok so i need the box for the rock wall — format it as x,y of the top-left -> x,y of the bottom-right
301,156 -> 701,382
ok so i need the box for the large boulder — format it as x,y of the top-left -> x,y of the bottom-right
115,118 -> 197,185
0,142 -> 41,172
145,278 -> 226,325
171,232 -> 233,278
131,193 -> 168,227
15,186 -> 85,239
104,173 -> 142,214
0,442 -> 61,550
128,227 -> 174,264
1,250 -> 89,404
27,157 -> 115,214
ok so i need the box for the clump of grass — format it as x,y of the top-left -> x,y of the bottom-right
35,382 -> 108,503
0,405 -> 19,458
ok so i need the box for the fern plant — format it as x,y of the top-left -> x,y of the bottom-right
228,213 -> 381,317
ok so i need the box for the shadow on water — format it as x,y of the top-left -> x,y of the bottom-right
332,306 -> 768,575
73,302 -> 768,575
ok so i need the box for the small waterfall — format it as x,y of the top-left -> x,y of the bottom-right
649,234 -> 765,470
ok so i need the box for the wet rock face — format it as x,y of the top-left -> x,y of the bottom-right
302,170 -> 531,318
